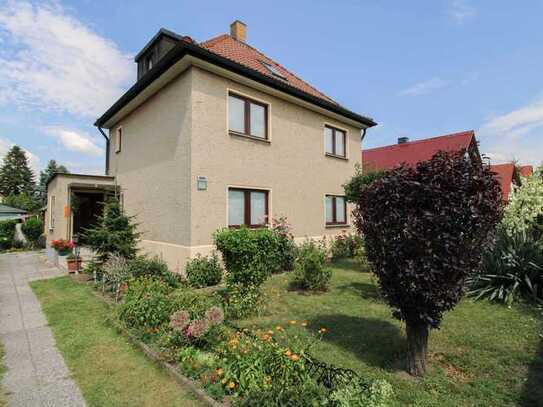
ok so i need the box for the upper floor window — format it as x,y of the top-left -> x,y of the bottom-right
324,125 -> 346,158
228,93 -> 268,140
228,188 -> 268,228
116,127 -> 122,153
325,195 -> 347,225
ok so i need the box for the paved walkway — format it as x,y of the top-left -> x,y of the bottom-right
0,251 -> 86,406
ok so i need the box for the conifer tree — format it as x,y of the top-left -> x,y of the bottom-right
0,146 -> 35,196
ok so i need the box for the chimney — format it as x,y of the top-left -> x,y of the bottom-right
398,137 -> 409,144
230,20 -> 247,42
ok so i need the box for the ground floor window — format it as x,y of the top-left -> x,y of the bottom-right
228,188 -> 268,227
325,195 -> 347,225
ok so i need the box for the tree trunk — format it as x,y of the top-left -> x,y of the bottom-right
406,320 -> 429,376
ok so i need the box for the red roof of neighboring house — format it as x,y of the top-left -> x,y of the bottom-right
201,34 -> 336,104
519,165 -> 534,178
490,163 -> 518,201
361,131 -> 475,172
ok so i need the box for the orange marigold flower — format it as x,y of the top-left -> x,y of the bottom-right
319,327 -> 328,334
228,381 -> 236,389
267,330 -> 274,335
290,354 -> 300,362
221,378 -> 227,385
284,350 -> 292,356
276,325 -> 284,331
289,320 -> 297,325
216,368 -> 224,376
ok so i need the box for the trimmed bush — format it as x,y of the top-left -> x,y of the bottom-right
291,240 -> 331,291
127,256 -> 179,287
214,226 -> 282,287
21,218 -> 43,246
185,253 -> 223,288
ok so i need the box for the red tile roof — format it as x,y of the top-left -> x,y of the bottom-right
519,165 -> 534,178
361,131 -> 475,172
490,163 -> 517,201
201,34 -> 337,104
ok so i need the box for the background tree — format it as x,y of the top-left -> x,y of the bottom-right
353,150 -> 502,376
502,166 -> 543,240
38,160 -> 69,203
4,193 -> 40,212
343,163 -> 384,203
0,145 -> 35,196
83,197 -> 140,262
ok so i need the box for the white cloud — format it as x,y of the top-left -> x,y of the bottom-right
448,0 -> 477,24
478,99 -> 543,166
0,0 -> 133,117
0,138 -> 41,176
45,127 -> 103,156
399,77 -> 449,96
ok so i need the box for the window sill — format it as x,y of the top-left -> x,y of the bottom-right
325,224 -> 350,229
229,131 -> 271,144
325,153 -> 348,161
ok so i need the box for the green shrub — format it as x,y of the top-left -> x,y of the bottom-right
468,228 -> 543,305
214,226 -> 282,287
186,253 -> 223,288
271,216 -> 297,272
216,328 -> 316,397
221,283 -> 264,319
119,277 -> 173,329
235,381 -> 328,406
353,245 -> 372,272
0,219 -> 16,250
291,240 -> 331,291
343,164 -> 385,203
330,378 -> 394,407
127,256 -> 179,287
330,231 -> 363,259
21,218 -> 43,245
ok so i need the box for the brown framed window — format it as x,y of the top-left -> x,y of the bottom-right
228,93 -> 268,139
116,127 -> 122,153
228,188 -> 269,227
324,125 -> 346,157
325,195 -> 347,225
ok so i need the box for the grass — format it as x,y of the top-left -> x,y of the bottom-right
31,277 -> 204,407
236,259 -> 543,407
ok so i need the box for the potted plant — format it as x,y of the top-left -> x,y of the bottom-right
51,239 -> 75,256
65,253 -> 82,273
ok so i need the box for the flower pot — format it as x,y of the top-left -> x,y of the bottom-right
67,259 -> 82,273
57,249 -> 73,256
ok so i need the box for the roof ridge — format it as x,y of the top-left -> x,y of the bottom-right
363,130 -> 474,153
201,34 -> 337,104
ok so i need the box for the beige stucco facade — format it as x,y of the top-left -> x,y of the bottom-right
106,63 -> 365,273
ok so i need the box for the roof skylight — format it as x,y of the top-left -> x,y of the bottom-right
260,60 -> 287,80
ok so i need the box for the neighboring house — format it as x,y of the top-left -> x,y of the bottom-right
361,130 -> 481,172
46,20 -> 376,272
490,163 -> 532,202
0,204 -> 27,221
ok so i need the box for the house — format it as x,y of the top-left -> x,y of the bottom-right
45,21 -> 376,272
0,204 -> 27,221
361,130 -> 481,172
490,163 -> 533,202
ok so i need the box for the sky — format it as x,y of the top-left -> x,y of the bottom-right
0,0 -> 542,177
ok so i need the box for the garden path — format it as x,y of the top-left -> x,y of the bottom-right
0,251 -> 86,406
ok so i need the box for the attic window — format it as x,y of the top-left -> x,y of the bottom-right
260,61 -> 286,80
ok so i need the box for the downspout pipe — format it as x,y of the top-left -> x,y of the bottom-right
97,127 -> 110,175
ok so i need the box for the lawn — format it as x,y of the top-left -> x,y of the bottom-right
236,259 -> 543,407
31,277 -> 204,407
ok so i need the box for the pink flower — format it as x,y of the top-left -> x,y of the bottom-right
185,319 -> 209,339
205,306 -> 224,326
169,310 -> 190,332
